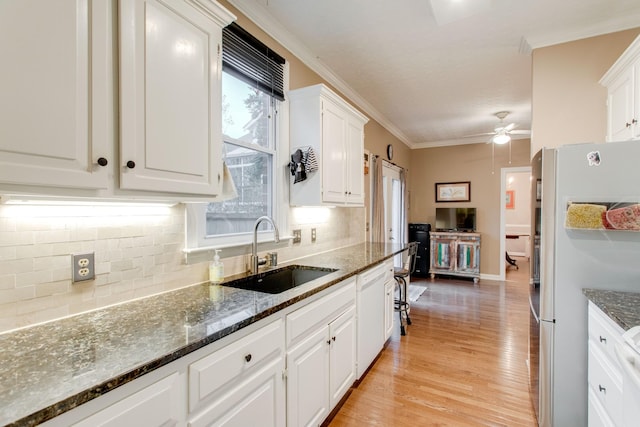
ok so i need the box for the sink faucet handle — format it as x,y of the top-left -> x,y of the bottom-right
268,252 -> 278,267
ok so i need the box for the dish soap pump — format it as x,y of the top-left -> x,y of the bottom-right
209,249 -> 224,284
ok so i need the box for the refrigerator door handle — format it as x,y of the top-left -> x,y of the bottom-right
529,296 -> 540,323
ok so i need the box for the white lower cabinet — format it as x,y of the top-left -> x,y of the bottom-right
286,279 -> 357,427
587,302 -> 624,426
42,278 -> 368,427
188,318 -> 285,426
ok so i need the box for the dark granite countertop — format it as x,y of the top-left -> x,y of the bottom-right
583,288 -> 640,331
0,242 -> 405,426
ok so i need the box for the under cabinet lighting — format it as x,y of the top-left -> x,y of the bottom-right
293,207 -> 331,224
0,195 -> 176,207
0,196 -> 176,217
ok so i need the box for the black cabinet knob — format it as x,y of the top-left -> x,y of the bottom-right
244,354 -> 252,363
126,160 -> 136,169
97,157 -> 108,167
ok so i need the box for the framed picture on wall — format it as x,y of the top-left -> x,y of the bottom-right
435,181 -> 471,202
506,190 -> 515,209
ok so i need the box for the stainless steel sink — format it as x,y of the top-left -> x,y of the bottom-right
223,265 -> 337,294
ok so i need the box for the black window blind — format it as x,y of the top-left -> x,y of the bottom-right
222,22 -> 285,101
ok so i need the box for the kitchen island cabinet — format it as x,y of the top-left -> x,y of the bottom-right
1,242 -> 406,427
587,302 -> 624,427
583,290 -> 640,427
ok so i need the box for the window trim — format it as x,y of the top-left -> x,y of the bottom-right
184,63 -> 290,255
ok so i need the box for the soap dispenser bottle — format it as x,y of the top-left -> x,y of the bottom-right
209,249 -> 224,284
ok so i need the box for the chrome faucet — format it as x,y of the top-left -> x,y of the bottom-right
250,216 -> 280,274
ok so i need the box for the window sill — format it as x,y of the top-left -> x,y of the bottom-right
183,235 -> 294,264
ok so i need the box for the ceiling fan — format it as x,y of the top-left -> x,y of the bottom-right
484,111 -> 531,144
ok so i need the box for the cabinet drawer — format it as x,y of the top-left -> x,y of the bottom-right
287,278 -> 356,346
588,341 -> 622,426
74,373 -> 181,427
589,303 -> 625,365
189,318 -> 284,413
588,386 -> 616,427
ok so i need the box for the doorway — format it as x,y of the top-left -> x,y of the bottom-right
500,166 -> 531,281
383,161 -> 404,267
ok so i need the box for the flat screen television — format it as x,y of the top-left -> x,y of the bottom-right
435,207 -> 476,232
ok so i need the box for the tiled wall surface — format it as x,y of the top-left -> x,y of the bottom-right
0,204 -> 365,333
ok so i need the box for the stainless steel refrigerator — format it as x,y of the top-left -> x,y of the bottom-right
529,141 -> 640,427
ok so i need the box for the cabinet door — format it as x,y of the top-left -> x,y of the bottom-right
286,326 -> 330,427
345,119 -> 364,205
633,62 -> 640,140
321,100 -> 347,203
456,241 -> 479,272
607,68 -> 634,141
329,305 -> 357,409
120,0 -> 229,195
188,357 -> 285,427
431,237 -> 455,271
0,0 -> 109,189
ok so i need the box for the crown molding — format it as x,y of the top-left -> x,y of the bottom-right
227,0 -> 415,149
526,14 -> 640,49
412,134 -> 531,149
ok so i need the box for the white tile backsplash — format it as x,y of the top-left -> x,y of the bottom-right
0,203 -> 365,333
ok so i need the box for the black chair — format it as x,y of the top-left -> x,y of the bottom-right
506,251 -> 518,269
394,242 -> 418,336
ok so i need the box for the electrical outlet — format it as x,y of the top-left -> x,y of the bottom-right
311,228 -> 317,242
293,229 -> 302,244
73,253 -> 95,282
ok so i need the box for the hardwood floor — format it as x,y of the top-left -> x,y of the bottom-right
329,258 -> 537,426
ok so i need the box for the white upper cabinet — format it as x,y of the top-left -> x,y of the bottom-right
0,0 -> 235,200
601,35 -> 640,142
119,0 -> 234,195
289,84 -> 368,207
0,0 -> 110,189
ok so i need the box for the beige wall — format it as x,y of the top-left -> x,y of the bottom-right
531,28 -> 640,155
409,139 -> 531,277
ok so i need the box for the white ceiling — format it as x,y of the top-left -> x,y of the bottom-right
228,0 -> 640,149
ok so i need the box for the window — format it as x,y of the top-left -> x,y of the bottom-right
185,23 -> 287,251
207,72 -> 277,236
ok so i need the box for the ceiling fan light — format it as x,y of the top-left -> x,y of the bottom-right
493,133 -> 511,145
